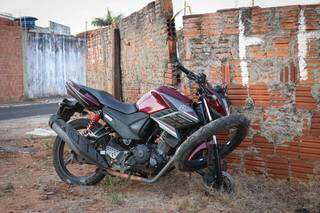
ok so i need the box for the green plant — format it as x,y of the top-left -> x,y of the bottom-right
91,9 -> 123,27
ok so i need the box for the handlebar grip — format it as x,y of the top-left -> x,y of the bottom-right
176,63 -> 207,84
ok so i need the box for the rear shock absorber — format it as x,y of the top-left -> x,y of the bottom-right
85,113 -> 101,135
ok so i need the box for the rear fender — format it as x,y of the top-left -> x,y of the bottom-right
57,98 -> 86,121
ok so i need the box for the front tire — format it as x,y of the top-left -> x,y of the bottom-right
203,171 -> 235,194
177,114 -> 250,171
52,118 -> 105,185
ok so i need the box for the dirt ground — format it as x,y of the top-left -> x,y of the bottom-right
0,137 -> 320,213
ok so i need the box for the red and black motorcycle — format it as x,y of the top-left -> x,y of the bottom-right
49,62 -> 249,193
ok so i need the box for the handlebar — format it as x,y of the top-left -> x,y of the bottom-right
176,62 -> 207,84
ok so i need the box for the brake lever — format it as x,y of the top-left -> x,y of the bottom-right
195,73 -> 207,84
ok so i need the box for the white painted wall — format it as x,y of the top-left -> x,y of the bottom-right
24,32 -> 86,99
297,8 -> 320,81
238,10 -> 264,86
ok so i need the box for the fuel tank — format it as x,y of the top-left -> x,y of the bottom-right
137,86 -> 199,137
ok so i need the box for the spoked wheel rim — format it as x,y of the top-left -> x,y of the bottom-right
184,127 -> 238,170
176,114 -> 249,172
57,127 -> 100,180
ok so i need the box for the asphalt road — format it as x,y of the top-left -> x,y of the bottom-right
0,103 -> 59,121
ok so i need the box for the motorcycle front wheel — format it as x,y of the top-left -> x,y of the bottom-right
177,114 -> 250,172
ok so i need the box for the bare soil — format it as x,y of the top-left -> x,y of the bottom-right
0,137 -> 319,213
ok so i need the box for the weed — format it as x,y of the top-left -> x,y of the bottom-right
0,182 -> 14,197
43,138 -> 53,150
104,176 -> 125,190
111,192 -> 125,206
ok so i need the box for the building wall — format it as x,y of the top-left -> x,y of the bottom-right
84,0 -> 174,102
119,0 -> 172,102
0,17 -> 24,103
180,4 -> 320,181
24,32 -> 86,98
85,27 -> 114,94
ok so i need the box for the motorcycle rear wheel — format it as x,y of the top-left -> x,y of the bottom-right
52,118 -> 106,185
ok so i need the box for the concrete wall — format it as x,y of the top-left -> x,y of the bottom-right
35,21 -> 71,35
179,4 -> 320,181
24,32 -> 86,99
0,17 -> 24,103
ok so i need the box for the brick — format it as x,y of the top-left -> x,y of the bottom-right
295,86 -> 317,110
253,136 -> 275,156
0,16 -> 24,103
270,90 -> 289,108
299,136 -> 320,161
274,141 -> 300,159
249,84 -> 270,108
244,155 -> 265,175
311,112 -> 320,137
237,138 -> 253,150
289,159 -> 314,181
227,84 -> 247,106
266,156 -> 289,180
225,152 -> 241,166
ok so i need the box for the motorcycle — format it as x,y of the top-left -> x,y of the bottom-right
49,62 -> 249,194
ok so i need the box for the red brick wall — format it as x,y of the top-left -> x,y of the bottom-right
84,27 -> 114,94
119,0 -> 174,102
84,0 -> 175,102
180,4 -> 320,181
0,17 -> 24,103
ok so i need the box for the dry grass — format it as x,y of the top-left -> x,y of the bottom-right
0,182 -> 14,198
182,173 -> 320,213
1,137 -> 320,212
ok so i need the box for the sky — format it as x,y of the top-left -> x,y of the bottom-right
1,0 -> 319,35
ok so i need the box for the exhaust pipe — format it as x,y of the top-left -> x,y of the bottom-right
49,114 -> 108,169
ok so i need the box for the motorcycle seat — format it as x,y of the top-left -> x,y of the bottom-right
76,83 -> 138,114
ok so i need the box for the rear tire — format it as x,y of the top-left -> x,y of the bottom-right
52,118 -> 106,185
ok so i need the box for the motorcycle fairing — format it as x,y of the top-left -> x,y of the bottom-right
102,107 -> 152,140
149,89 -> 200,138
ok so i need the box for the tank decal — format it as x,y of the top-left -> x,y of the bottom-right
161,94 -> 199,123
136,91 -> 170,114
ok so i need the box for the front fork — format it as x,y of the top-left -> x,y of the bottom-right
206,137 -> 223,188
202,97 -> 224,189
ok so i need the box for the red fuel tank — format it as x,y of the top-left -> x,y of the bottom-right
136,86 -> 192,115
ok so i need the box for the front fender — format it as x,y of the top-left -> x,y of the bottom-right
187,141 -> 213,160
